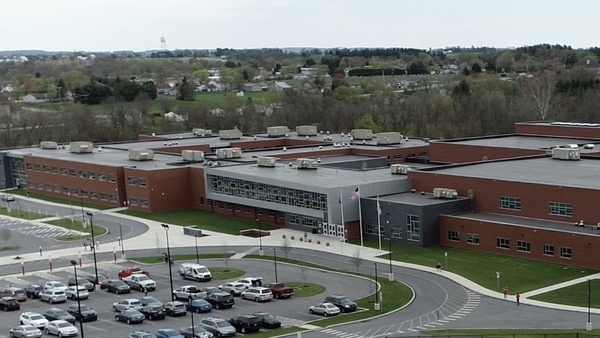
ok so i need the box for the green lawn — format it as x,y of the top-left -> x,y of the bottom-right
424,329 -> 600,337
529,280 -> 600,307
0,205 -> 47,220
119,209 -> 277,235
286,282 -> 325,297
350,239 -> 598,294
131,253 -> 233,264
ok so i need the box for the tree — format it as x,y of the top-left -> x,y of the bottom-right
55,78 -> 67,101
524,71 -> 558,120
280,237 -> 292,258
471,63 -> 482,73
176,77 -> 195,101
350,249 -> 363,272
462,67 -> 470,76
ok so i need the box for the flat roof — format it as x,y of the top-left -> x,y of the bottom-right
431,157 -> 600,189
373,191 -> 469,206
437,135 -> 598,150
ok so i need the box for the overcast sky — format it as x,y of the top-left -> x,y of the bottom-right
4,0 -> 599,52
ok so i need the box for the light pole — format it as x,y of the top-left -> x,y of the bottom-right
194,234 -> 199,264
374,262 -> 380,310
85,212 -> 99,291
190,306 -> 195,337
587,279 -> 592,331
118,222 -> 125,256
161,224 -> 174,300
445,252 -> 448,271
273,248 -> 278,282
386,238 -> 393,281
70,260 -> 85,338
256,219 -> 263,255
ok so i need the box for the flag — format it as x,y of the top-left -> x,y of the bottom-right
377,198 -> 381,216
350,187 -> 360,200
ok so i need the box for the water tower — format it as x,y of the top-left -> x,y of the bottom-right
160,37 -> 167,50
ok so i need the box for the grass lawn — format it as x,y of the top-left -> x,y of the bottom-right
0,246 -> 20,252
351,239 -> 598,294
424,329 -> 600,337
131,253 -> 233,264
529,279 -> 600,307
44,219 -> 107,241
119,209 -> 277,235
0,206 -> 47,220
286,282 -> 325,297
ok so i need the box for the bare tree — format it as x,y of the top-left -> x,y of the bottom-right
297,255 -> 309,282
0,228 -> 11,244
155,231 -> 162,254
280,238 -> 292,258
524,71 -> 558,120
350,248 -> 363,272
221,240 -> 230,270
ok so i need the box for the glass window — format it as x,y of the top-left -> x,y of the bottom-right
54,185 -> 61,193
80,189 -> 87,198
61,168 -> 68,175
128,177 -> 137,185
43,165 -> 50,173
391,227 -> 402,239
110,194 -> 118,203
543,244 -> 554,256
140,199 -> 149,208
88,171 -> 95,179
549,202 -> 572,216
98,173 -> 106,181
447,231 -> 460,241
26,163 -> 33,170
108,174 -> 115,182
467,233 -> 479,245
138,178 -> 146,187
500,196 -> 521,210
406,214 -> 420,241
69,169 -> 76,176
496,237 -> 510,249
90,191 -> 97,199
79,170 -> 87,178
290,215 -> 299,225
100,193 -> 107,201
517,241 -> 531,253
51,167 -> 58,174
129,197 -> 138,206
34,164 -> 41,171
560,247 -> 572,259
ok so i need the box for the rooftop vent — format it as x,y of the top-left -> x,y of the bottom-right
70,141 -> 93,154
267,126 -> 290,137
433,188 -> 458,199
297,158 -> 318,169
219,129 -> 242,140
182,150 -> 204,162
390,164 -> 410,175
296,125 -> 317,136
257,157 -> 276,167
193,128 -> 212,137
40,141 -> 58,150
129,149 -> 154,161
552,148 -> 580,161
215,147 -> 242,159
377,132 -> 403,145
351,129 -> 373,140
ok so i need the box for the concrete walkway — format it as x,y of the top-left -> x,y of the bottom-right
0,203 -> 597,315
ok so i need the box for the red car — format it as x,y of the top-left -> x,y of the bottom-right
118,267 -> 150,279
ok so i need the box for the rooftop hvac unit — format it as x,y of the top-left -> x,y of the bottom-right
219,129 -> 242,140
267,126 -> 290,137
390,164 -> 410,174
296,125 -> 317,136
552,148 -> 580,161
433,188 -> 458,199
192,128 -> 212,137
297,158 -> 318,169
377,132 -> 403,145
350,129 -> 373,140
182,150 -> 204,162
215,147 -> 243,159
69,141 -> 93,154
129,149 -> 154,161
257,157 -> 276,167
40,141 -> 58,150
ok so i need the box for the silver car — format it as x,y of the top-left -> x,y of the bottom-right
309,302 -> 341,317
113,298 -> 143,312
218,282 -> 246,296
44,320 -> 78,337
9,325 -> 42,338
38,290 -> 67,304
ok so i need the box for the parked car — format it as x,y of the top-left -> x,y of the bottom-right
172,285 -> 206,301
229,314 -> 262,334
115,310 -> 146,324
118,266 -> 150,279
67,275 -> 94,291
266,282 -> 294,299
309,302 -> 340,317
0,296 -> 20,311
140,303 -> 166,320
43,281 -> 68,292
19,312 -> 49,329
107,279 -> 131,294
1,193 -> 15,201
24,285 -> 43,299
156,328 -> 184,338
113,298 -> 143,312
179,263 -> 212,282
185,299 -> 212,313
65,285 -> 89,300
83,273 -> 109,289
179,326 -> 213,338
38,289 -> 67,304
9,324 -> 42,338
123,274 -> 157,292
164,301 -> 187,317
252,312 -> 281,329
128,330 -> 153,338
204,292 -> 234,309
42,307 -> 76,324
241,287 -> 273,302
66,304 -> 97,322
140,296 -> 163,307
43,320 -> 78,337
234,277 -> 262,289
218,282 -> 246,296
1,286 -> 27,301
199,317 -> 236,338
324,294 -> 357,313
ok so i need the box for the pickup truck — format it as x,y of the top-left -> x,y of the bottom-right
122,274 -> 156,291
172,285 -> 207,301
266,282 -> 294,299
118,267 -> 150,279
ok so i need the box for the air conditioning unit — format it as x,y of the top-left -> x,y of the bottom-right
129,149 -> 154,161
350,129 -> 373,140
552,148 -> 580,161
257,157 -> 276,167
219,129 -> 242,140
433,188 -> 458,199
297,158 -> 318,169
377,132 -> 403,145
267,126 -> 290,137
182,150 -> 204,162
390,164 -> 410,174
192,128 -> 212,137
70,141 -> 93,154
296,125 -> 317,136
215,147 -> 242,159
40,141 -> 58,149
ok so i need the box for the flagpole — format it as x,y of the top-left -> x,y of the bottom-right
377,195 -> 382,251
340,190 -> 345,244
358,189 -> 363,247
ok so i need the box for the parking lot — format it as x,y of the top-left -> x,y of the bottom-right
0,258 -> 374,337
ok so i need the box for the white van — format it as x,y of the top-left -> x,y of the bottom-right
179,263 -> 212,282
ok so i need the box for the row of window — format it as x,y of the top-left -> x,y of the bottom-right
26,163 -> 119,183
366,214 -> 421,242
128,197 -> 149,208
27,181 -> 119,203
499,196 -> 573,216
212,201 -> 285,218
127,177 -> 147,187
447,231 -> 572,258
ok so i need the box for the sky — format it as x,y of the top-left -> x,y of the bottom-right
3,0 -> 600,52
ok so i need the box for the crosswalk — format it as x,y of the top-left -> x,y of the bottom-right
0,218 -> 72,239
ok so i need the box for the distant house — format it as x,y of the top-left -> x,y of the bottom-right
242,83 -> 262,92
156,83 -> 177,96
22,93 -> 57,103
274,81 -> 292,92
585,61 -> 600,75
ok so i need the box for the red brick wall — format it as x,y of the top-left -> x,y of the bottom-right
515,123 -> 600,139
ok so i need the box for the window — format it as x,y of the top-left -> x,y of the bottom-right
71,187 -> 78,195
45,184 -> 52,192
496,237 -> 510,249
138,178 -> 146,187
43,165 -> 50,173
226,203 -> 232,210
88,171 -> 95,179
61,168 -> 68,175
391,227 -> 402,239
140,199 -> 149,208
37,183 -> 43,190
90,191 -> 97,199
129,197 -> 138,206
80,189 -> 87,198
290,215 -> 299,224
549,202 -> 572,216
447,231 -> 460,241
245,206 -> 251,213
218,203 -> 224,209
100,193 -> 108,201
199,197 -> 205,205
69,169 -> 76,176
127,177 -> 137,185
62,187 -> 69,194
406,214 -> 420,241
110,194 -> 118,203
467,233 -> 479,245
108,174 -> 115,182
235,205 -> 241,211
560,247 -> 572,259
98,173 -> 106,181
517,241 -> 531,253
51,167 -> 58,174
257,208 -> 263,215
500,196 -> 521,210
543,244 -> 554,256
34,164 -> 41,171
79,170 -> 87,178
26,163 -> 33,170
54,185 -> 61,193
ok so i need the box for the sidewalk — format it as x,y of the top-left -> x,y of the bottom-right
1,202 -> 598,315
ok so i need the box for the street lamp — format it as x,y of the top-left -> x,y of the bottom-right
161,224 -> 174,300
385,238 -> 393,281
273,248 -> 278,282
444,252 -> 448,271
190,306 -> 196,337
374,262 -> 380,311
70,260 -> 85,338
194,234 -> 199,264
256,219 -> 263,255
587,279 -> 592,331
85,212 -> 99,291
118,222 -> 124,255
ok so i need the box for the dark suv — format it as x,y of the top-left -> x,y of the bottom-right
324,294 -> 357,313
229,314 -> 262,333
205,292 -> 235,309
